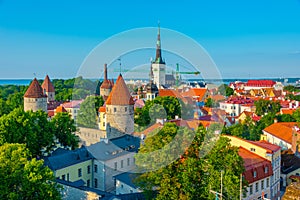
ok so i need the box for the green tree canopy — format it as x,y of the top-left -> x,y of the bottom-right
254,99 -> 281,116
77,95 -> 104,128
134,96 -> 182,128
217,84 -> 234,97
0,143 -> 61,199
135,124 -> 245,199
0,108 -> 79,156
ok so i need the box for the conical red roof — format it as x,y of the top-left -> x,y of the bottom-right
106,74 -> 134,105
24,78 -> 47,98
41,75 -> 55,92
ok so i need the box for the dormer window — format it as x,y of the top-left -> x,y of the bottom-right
265,166 -> 268,173
253,171 -> 257,178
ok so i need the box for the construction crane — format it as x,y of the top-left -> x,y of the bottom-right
175,63 -> 200,87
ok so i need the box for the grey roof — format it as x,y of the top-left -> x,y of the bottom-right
114,193 -> 147,200
114,172 -> 140,189
110,135 -> 141,153
281,150 -> 300,174
44,146 -> 93,170
87,135 -> 140,161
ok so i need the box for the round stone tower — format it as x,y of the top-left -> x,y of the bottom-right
105,74 -> 134,138
24,78 -> 47,112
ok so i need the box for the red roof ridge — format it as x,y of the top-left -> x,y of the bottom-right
106,74 -> 134,105
24,78 -> 47,98
41,75 -> 55,93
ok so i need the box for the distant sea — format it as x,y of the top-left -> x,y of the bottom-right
0,78 -> 300,86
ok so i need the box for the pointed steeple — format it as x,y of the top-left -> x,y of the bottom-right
24,78 -> 47,98
106,74 -> 134,105
41,75 -> 55,93
154,22 -> 165,64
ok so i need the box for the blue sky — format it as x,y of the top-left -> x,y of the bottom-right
0,0 -> 300,79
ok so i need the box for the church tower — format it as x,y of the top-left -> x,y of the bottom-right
151,23 -> 166,88
24,78 -> 47,112
41,75 -> 55,102
100,63 -> 114,100
105,74 -> 134,138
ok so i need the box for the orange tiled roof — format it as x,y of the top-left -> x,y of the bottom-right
41,75 -> 55,93
281,108 -> 296,115
263,122 -> 298,144
137,123 -> 163,137
239,147 -> 273,184
55,105 -> 67,113
106,74 -> 134,105
181,88 -> 207,101
158,89 -> 187,103
24,78 -> 47,98
98,106 -> 106,112
100,79 -> 114,89
210,94 -> 226,102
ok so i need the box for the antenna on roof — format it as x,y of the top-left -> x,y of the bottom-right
117,58 -> 122,75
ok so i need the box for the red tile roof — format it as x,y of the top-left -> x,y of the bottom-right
249,140 -> 281,153
181,88 -> 208,102
280,108 -> 297,115
24,78 -> 47,98
106,74 -> 134,105
245,80 -> 276,87
100,79 -> 114,89
62,100 -> 83,108
98,106 -> 106,112
158,89 -> 187,103
133,122 -> 164,137
41,75 -> 55,92
239,147 -> 273,184
263,122 -> 298,144
55,105 -> 67,113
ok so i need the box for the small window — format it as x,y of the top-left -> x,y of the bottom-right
265,166 -> 268,173
267,178 -> 269,187
121,160 -> 124,168
127,158 -> 130,166
87,165 -> 91,174
114,162 -> 117,171
87,179 -> 90,187
103,122 -> 105,127
78,168 -> 82,177
62,174 -> 66,181
261,180 -> 264,190
253,171 -> 257,178
125,107 -> 127,112
250,148 -> 256,152
67,173 -> 69,181
114,107 -> 116,112
94,165 -> 98,173
94,178 -> 98,188
255,182 -> 258,192
249,185 -> 253,195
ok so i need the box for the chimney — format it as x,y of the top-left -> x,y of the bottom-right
104,63 -> 108,80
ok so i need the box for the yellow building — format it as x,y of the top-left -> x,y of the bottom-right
44,146 -> 94,188
224,135 -> 281,200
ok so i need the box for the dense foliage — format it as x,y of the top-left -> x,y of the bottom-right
77,95 -> 104,128
254,99 -> 281,116
0,108 -> 79,157
0,143 -> 62,199
135,96 -> 184,128
52,77 -> 101,101
217,84 -> 234,97
135,123 -> 245,199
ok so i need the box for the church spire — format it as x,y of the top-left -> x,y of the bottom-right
154,22 -> 165,64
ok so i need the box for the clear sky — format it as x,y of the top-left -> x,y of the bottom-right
0,0 -> 300,79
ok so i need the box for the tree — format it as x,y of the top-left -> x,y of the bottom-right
51,112 -> 79,149
0,98 -> 9,117
292,109 -> 300,122
77,95 -> 104,128
0,108 -> 80,156
0,143 -> 61,199
134,96 -> 182,128
254,99 -> 281,116
217,84 -> 234,97
135,124 -> 245,199
0,108 -> 54,156
277,114 -> 296,122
